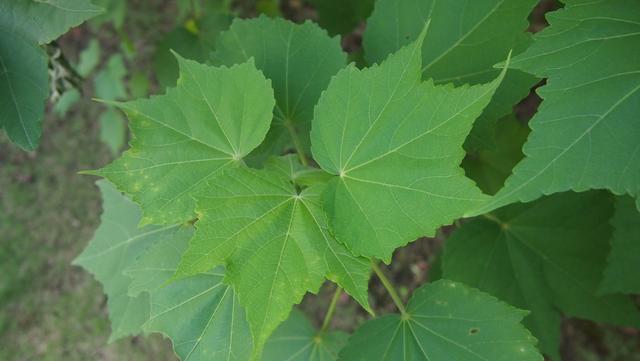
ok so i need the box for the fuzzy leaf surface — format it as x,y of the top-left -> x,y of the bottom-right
73,180 -> 190,341
339,280 -> 543,361
475,0 -> 640,213
213,16 -> 347,164
443,191 -> 640,359
600,196 -> 640,295
92,56 -> 275,225
363,0 -> 538,150
175,156 -> 371,357
311,28 -> 504,262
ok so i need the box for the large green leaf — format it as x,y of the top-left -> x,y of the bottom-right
311,27 -> 504,262
262,309 -> 347,361
213,16 -> 347,164
339,280 -> 542,361
91,56 -> 275,225
600,196 -> 640,295
0,32 -> 48,151
73,180 -> 191,341
443,191 -> 640,360
175,156 -> 371,358
475,0 -> 640,214
0,0 -> 102,45
363,0 -> 538,151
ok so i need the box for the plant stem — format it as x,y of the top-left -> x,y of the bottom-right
320,286 -> 342,334
371,261 -> 407,315
284,119 -> 309,167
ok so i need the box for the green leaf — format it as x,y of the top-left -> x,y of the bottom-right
363,0 -> 538,151
443,191 -> 640,360
94,54 -> 127,101
76,38 -> 101,77
262,309 -> 347,361
175,156 -> 371,357
311,27 -> 504,262
53,89 -> 81,117
153,13 -> 232,88
339,280 -> 543,361
92,56 -> 275,225
73,180 -> 190,341
213,16 -> 347,164
462,116 -> 530,195
307,0 -> 374,36
0,0 -> 102,45
474,0 -> 640,214
600,196 -> 640,295
0,32 -> 49,150
99,108 -> 127,155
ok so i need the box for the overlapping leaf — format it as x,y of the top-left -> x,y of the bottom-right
443,191 -> 640,359
0,0 -> 101,150
600,196 -> 640,295
91,56 -> 275,225
73,180 -> 192,341
363,0 -> 538,150
475,0 -> 640,214
311,28 -> 505,262
262,309 -> 347,361
339,280 -> 543,361
213,16 -> 347,164
462,116 -> 529,195
126,235 -> 252,361
175,156 -> 371,358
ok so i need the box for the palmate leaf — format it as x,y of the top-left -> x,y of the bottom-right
311,27 -> 505,262
90,56 -> 275,225
175,155 -> 371,359
443,191 -> 640,360
262,309 -> 347,361
600,196 -> 640,295
126,235 -> 252,361
73,180 -> 192,341
363,0 -> 538,151
474,0 -> 640,214
212,16 -> 347,165
339,280 -> 542,361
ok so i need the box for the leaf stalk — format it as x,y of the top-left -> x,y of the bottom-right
371,261 -> 407,315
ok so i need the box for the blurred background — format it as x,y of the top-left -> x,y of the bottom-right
1,0 -> 638,360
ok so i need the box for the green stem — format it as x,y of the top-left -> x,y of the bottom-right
284,119 -> 309,167
371,261 -> 407,315
320,287 -> 342,334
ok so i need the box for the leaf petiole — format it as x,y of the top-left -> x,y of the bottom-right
320,286 -> 342,334
371,261 -> 407,315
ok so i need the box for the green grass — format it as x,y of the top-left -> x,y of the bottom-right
0,103 -> 176,361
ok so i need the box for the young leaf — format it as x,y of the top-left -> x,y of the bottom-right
73,180 -> 191,341
311,27 -> 505,262
600,196 -> 640,295
175,156 -> 371,357
262,309 -> 347,361
443,191 -> 640,360
90,56 -> 275,225
339,280 -> 543,361
474,0 -> 640,214
0,33 -> 48,151
0,0 -> 102,45
213,16 -> 347,164
363,0 -> 538,151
